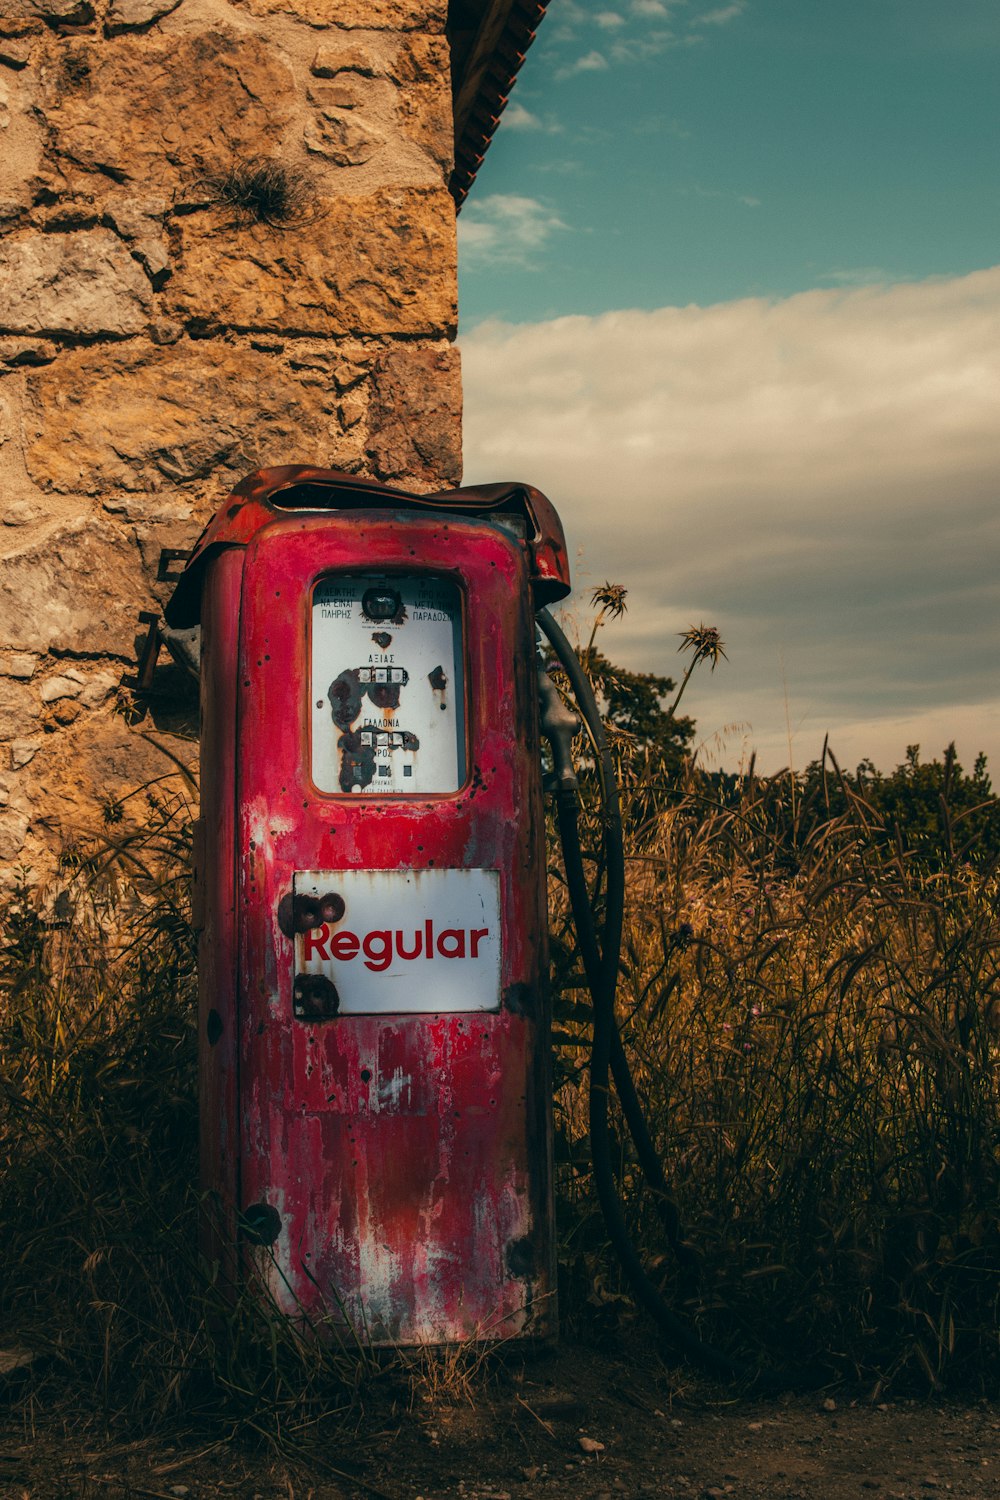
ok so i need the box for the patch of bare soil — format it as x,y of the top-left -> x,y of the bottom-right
3,1341 -> 999,1500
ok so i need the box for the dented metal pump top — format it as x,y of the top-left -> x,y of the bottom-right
175,466 -> 570,1345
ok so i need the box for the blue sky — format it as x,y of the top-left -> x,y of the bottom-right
459,0 -> 1000,321
459,0 -> 1000,775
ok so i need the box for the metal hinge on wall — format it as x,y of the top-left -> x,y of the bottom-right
157,547 -> 191,583
123,549 -> 199,690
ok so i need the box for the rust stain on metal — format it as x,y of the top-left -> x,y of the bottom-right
330,669 -> 408,722
337,729 -> 376,793
367,679 -> 402,711
277,890 -> 345,938
292,972 -> 341,1020
371,631 -> 393,648
329,668 -> 362,729
428,662 -> 448,715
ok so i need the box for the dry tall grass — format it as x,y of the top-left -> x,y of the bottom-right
551,749 -> 1000,1392
1,736 -> 998,1429
0,782 -> 368,1447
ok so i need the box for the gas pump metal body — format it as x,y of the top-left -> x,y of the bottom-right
168,467 -> 570,1345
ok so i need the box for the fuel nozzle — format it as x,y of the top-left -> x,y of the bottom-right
537,636 -> 579,794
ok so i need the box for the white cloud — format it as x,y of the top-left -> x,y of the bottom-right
461,268 -> 1000,773
502,101 -> 544,131
555,49 -> 610,80
501,101 -> 563,135
610,30 -> 690,61
456,195 -> 569,269
595,10 -> 626,27
533,157 -> 588,175
631,0 -> 672,15
698,1 -> 745,23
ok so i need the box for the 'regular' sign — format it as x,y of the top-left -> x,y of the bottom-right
291,868 -> 502,1016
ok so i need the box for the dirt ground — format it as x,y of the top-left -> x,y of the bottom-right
3,1341 -> 999,1500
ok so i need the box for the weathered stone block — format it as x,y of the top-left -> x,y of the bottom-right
24,340 -> 368,494
0,652 -> 37,678
0,230 -> 152,336
0,515 -> 147,654
104,0 -> 183,37
0,11 -> 37,36
0,68 -> 45,217
229,0 -> 443,31
78,669 -> 118,707
0,678 -> 37,740
0,809 -> 29,861
0,37 -> 33,68
305,110 -> 385,165
1,500 -> 45,526
0,338 -> 58,367
310,41 -> 379,77
0,714 -> 195,879
39,671 -> 84,703
306,79 -> 369,109
164,188 -> 457,337
41,30 -> 297,200
391,36 -> 453,171
304,37 -> 451,174
103,203 -> 171,284
10,739 -> 41,768
366,342 -> 461,486
9,0 -> 94,26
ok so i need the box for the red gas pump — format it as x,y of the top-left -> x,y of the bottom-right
166,466 -> 571,1345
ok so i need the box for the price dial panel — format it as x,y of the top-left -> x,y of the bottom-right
311,574 -> 465,796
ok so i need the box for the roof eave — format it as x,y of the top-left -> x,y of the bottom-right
448,0 -> 550,209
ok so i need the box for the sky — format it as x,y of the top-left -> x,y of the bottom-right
457,0 -> 1000,777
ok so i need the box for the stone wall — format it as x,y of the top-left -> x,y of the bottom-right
0,0 -> 462,886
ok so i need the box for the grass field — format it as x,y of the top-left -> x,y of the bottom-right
1,714 -> 998,1444
551,743 -> 1000,1395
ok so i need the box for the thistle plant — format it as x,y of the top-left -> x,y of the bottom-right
667,623 -> 728,720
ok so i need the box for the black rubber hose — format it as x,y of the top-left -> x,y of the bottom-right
538,608 -> 747,1377
537,608 -> 820,1390
537,613 -> 691,1258
552,789 -> 697,1272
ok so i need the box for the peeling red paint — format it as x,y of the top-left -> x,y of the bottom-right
186,493 -> 561,1345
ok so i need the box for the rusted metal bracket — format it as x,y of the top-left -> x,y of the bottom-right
118,542 -> 187,692
157,547 -> 192,583
122,610 -> 162,692
124,610 -> 201,693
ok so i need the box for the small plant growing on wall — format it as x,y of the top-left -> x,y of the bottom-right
198,157 -> 320,230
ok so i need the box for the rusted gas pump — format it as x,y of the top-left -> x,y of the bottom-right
165,466 -> 571,1344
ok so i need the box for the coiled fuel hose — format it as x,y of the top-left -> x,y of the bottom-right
536,607 -> 815,1391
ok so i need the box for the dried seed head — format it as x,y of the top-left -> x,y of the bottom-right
677,623 -> 728,670
591,582 -> 628,618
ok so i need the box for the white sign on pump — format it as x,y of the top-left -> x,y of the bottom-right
310,574 -> 465,796
292,868 -> 502,1015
